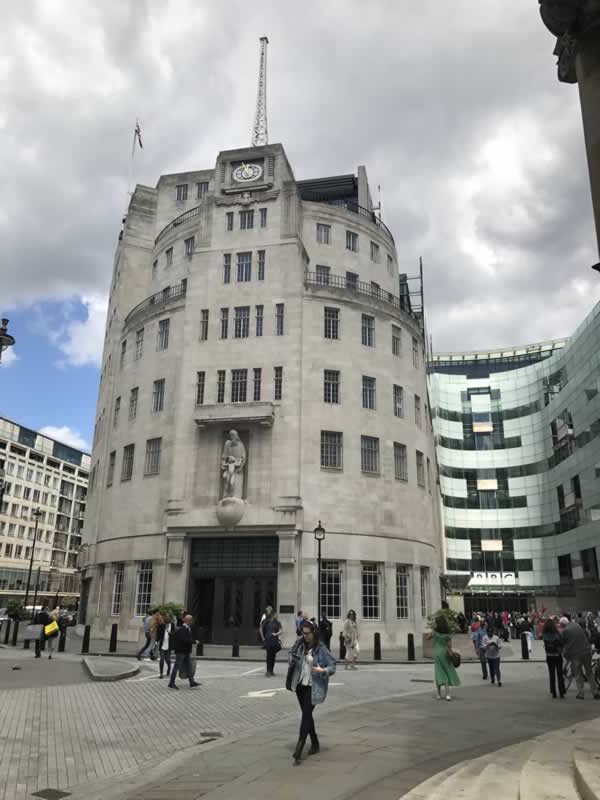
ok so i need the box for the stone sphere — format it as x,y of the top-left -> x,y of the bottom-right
216,497 -> 246,528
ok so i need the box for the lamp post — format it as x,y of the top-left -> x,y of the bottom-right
0,319 -> 15,363
23,507 -> 43,611
313,521 -> 326,621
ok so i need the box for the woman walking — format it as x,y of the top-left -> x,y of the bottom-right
157,613 -> 172,679
542,617 -> 565,699
343,610 -> 359,670
287,620 -> 336,764
263,611 -> 282,676
483,627 -> 503,686
431,614 -> 460,701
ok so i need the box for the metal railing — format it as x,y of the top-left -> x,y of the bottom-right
306,198 -> 395,243
124,281 -> 187,328
304,271 -> 418,321
155,206 -> 201,245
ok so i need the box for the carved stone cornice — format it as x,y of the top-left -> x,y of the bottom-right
215,188 -> 279,206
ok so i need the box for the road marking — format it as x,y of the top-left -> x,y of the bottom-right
240,666 -> 264,676
241,682 -> 344,699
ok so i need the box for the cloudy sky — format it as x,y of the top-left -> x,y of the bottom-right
1,0 -> 599,449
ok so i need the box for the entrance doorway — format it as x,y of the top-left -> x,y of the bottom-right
464,593 -> 530,617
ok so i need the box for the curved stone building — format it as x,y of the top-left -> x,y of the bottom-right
80,144 -> 443,645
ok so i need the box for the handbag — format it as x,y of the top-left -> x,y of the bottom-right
449,650 -> 461,668
285,662 -> 295,691
44,621 -> 59,638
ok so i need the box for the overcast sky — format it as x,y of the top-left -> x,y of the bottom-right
1,0 -> 599,448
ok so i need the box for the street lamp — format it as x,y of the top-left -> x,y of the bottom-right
0,319 -> 15,363
313,521 -> 326,621
23,507 -> 43,611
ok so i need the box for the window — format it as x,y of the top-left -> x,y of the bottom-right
416,450 -> 425,487
412,336 -> 419,368
394,443 -> 408,480
361,436 -> 380,474
157,319 -> 170,351
200,309 -> 209,341
324,370 -> 340,404
274,366 -> 283,400
426,457 -> 432,493
197,180 -> 209,199
370,281 -> 380,299
370,241 -> 380,262
231,369 -> 248,403
152,259 -> 157,278
121,445 -> 135,481
120,340 -> 127,369
135,561 -> 153,616
321,560 -> 342,618
415,395 -> 422,428
184,236 -> 195,256
234,306 -> 250,338
144,438 -> 162,475
396,565 -> 409,619
316,265 -> 330,285
420,567 -> 429,617
346,230 -> 359,252
275,304 -> 285,336
258,250 -> 265,281
111,564 -> 124,616
129,387 -> 138,420
226,211 -> 234,231
175,183 -> 188,201
152,379 -> 165,412
392,325 -> 401,356
255,305 -> 264,337
107,452 -> 116,486
237,252 -> 252,282
324,307 -> 339,339
220,308 -> 229,339
217,370 -> 226,403
239,209 -> 254,230
223,254 -> 231,284
387,254 -> 394,276
361,314 -> 375,347
320,431 -> 343,469
346,271 -> 358,291
362,563 -> 380,619
316,223 -> 331,244
393,385 -> 404,418
362,376 -> 376,410
196,371 -> 205,405
166,247 -> 173,268
113,397 -> 121,428
135,329 -> 144,360
260,208 -> 268,227
253,368 -> 262,401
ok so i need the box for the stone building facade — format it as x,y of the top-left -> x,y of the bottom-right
80,144 -> 443,645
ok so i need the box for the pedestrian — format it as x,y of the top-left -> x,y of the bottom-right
542,617 -> 565,699
560,616 -> 599,700
286,619 -> 336,764
34,605 -> 59,659
318,613 -> 333,650
157,613 -> 172,679
483,627 -> 502,686
258,605 -> 273,644
343,609 -> 359,670
295,609 -> 309,636
263,611 -> 282,676
168,613 -> 200,690
429,613 -> 460,701
136,609 -> 155,661
473,620 -> 488,679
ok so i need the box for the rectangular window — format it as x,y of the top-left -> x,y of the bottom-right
220,308 -> 229,339
113,397 -> 121,428
420,567 -> 429,617
200,309 -> 209,341
166,248 -> 173,267
361,314 -> 375,347
120,340 -> 127,369
237,252 -> 252,282
255,305 -> 264,337
370,241 -> 380,262
111,563 -> 124,616
346,230 -> 359,252
396,565 -> 409,619
316,265 -> 330,285
106,452 -> 116,487
226,211 -> 234,231
144,438 -> 162,475
121,444 -> 135,481
324,370 -> 340,404
258,250 -> 265,281
157,319 -> 170,351
134,329 -> 144,361
196,180 -> 209,199
412,336 -> 419,368
234,306 -> 250,338
316,223 -> 331,244
394,443 -> 408,481
321,560 -> 342,619
370,281 -> 380,298
416,450 -> 425,487
184,236 -> 195,257
275,303 -> 284,336
274,366 -> 283,400
415,395 -> 421,428
324,307 -> 339,340
152,259 -> 157,277
362,376 -> 376,410
387,254 -> 394,276
426,457 -> 432,494
196,371 -> 205,405
393,385 -> 404,418
217,370 -> 226,403
253,368 -> 262,401
152,379 -> 165,412
320,431 -> 343,469
135,561 -> 153,616
346,271 -> 358,291
361,436 -> 380,474
239,209 -> 254,230
392,325 -> 401,356
129,387 -> 138,420
175,183 -> 188,201
362,563 -> 380,619
223,253 -> 231,284
231,369 -> 248,403
260,208 -> 268,228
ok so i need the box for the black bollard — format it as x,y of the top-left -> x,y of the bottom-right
109,623 -> 118,653
24,637 -> 30,650
11,620 -> 19,647
81,624 -> 91,654
521,631 -> 529,660
374,632 -> 382,661
58,627 -> 67,653
407,632 -> 416,662
232,637 -> 240,657
196,641 -> 204,657
3,620 -> 10,645
339,631 -> 346,661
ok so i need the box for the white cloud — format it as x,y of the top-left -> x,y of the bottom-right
55,294 -> 108,368
0,347 -> 18,367
39,425 -> 90,452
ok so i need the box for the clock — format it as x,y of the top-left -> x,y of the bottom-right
232,162 -> 263,183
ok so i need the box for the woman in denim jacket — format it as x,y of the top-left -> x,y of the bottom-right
287,619 -> 336,763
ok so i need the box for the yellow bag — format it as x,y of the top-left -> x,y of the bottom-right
44,621 -> 59,638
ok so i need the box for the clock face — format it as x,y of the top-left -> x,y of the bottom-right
232,162 -> 263,183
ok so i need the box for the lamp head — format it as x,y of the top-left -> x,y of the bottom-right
313,521 -> 326,541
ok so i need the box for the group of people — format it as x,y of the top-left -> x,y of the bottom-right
137,608 -> 200,689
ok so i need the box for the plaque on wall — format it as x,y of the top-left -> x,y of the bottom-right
279,604 -> 294,614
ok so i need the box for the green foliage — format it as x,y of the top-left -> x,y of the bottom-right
427,607 -> 460,634
7,599 -> 27,620
61,596 -> 78,609
156,602 -> 184,621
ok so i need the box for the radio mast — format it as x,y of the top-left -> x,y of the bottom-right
251,36 -> 269,147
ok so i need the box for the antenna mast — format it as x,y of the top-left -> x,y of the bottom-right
251,36 -> 269,147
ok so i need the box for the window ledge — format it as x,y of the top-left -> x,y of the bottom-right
195,402 -> 275,429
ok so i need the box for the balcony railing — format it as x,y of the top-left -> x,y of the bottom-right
155,206 -> 202,245
306,198 -> 395,244
304,270 -> 418,321
124,280 -> 187,329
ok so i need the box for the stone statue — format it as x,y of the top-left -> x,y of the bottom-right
539,0 -> 600,81
221,430 -> 246,498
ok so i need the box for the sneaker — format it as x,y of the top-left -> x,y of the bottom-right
189,681 -> 200,688
446,695 -> 452,701
168,684 -> 178,690
498,682 -> 502,687
350,665 -> 358,670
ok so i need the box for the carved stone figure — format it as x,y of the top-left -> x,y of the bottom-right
540,1 -> 600,81
221,430 -> 246,498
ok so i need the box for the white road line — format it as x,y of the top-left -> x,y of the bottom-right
240,667 -> 264,676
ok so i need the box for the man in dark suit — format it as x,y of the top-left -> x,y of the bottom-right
168,614 -> 200,690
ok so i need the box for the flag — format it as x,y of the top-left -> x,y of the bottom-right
135,120 -> 143,149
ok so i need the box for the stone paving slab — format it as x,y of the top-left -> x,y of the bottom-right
82,657 -> 140,681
